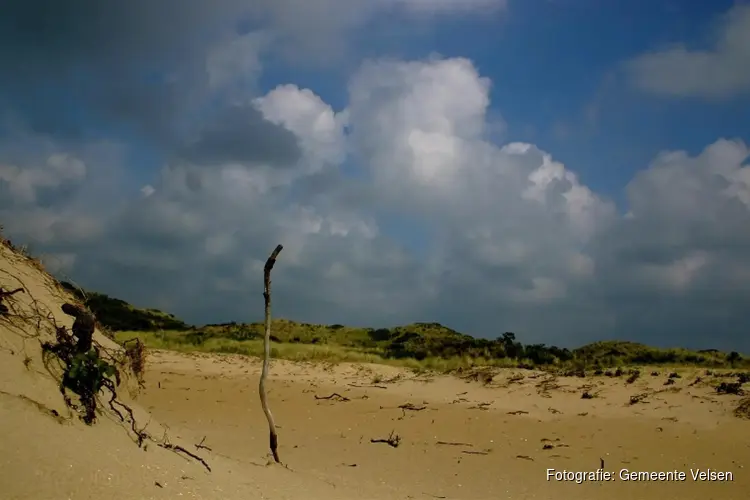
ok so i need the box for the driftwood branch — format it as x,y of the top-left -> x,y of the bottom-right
260,244 -> 283,463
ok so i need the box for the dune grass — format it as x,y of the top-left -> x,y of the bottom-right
115,327 -> 750,377
115,330 -> 381,362
114,329 -> 524,373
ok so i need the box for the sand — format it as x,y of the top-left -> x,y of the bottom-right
1,242 -> 748,499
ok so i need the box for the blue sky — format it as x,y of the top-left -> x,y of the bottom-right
1,0 -> 750,351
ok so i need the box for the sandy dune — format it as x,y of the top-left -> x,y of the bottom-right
1,241 -> 748,499
0,243 -> 361,499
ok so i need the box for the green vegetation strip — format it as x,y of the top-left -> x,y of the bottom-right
64,282 -> 749,373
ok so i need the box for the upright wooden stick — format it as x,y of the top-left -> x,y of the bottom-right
261,244 -> 283,463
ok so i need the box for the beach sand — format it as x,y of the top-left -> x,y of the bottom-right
138,350 -> 749,499
1,241 -> 748,499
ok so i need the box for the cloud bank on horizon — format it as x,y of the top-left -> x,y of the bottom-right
1,1 -> 749,350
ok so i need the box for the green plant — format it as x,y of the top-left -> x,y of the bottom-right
43,325 -> 120,425
65,351 -> 116,389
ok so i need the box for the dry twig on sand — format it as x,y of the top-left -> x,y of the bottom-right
507,410 -> 529,415
371,430 -> 401,448
347,383 -> 387,389
398,402 -> 427,411
158,439 -> 211,472
195,436 -> 212,451
260,244 -> 283,463
469,401 -> 493,410
315,392 -> 350,402
436,440 -> 473,447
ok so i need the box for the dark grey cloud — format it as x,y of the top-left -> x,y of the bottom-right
0,0 -> 386,173
0,1 -> 322,160
0,0 -> 243,141
0,0 -> 506,149
178,105 -> 301,167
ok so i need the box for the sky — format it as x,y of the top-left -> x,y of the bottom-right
1,0 -> 750,351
